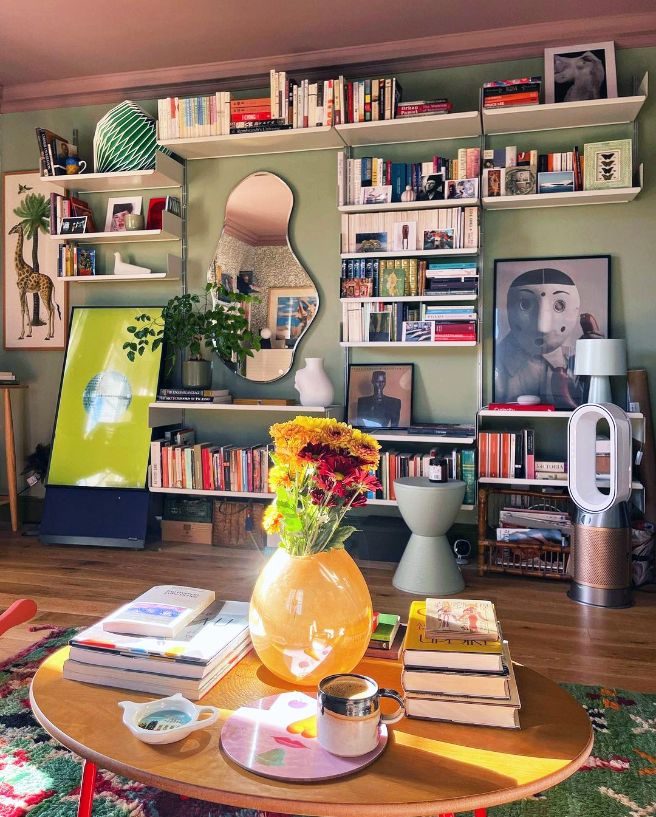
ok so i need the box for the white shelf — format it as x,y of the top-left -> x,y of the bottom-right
151,486 -> 273,499
149,401 -> 339,412
58,253 -> 181,283
340,294 -> 477,303
372,432 -> 476,444
340,341 -> 477,347
479,476 -> 643,490
338,198 -> 478,213
482,86 -> 648,135
341,248 -> 479,259
367,498 -> 474,511
159,126 -> 344,159
483,186 -> 641,210
336,111 -> 482,146
39,153 -> 183,193
50,211 -> 182,244
479,409 -> 643,419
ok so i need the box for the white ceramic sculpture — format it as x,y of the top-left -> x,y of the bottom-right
294,357 -> 334,407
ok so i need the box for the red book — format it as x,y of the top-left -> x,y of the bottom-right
489,433 -> 501,479
487,403 -> 556,412
484,95 -> 539,108
230,111 -> 273,122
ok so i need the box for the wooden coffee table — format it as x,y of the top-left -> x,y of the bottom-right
30,647 -> 593,817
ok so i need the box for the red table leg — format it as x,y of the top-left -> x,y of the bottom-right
77,759 -> 97,817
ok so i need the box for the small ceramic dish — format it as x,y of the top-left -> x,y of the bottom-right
119,693 -> 220,745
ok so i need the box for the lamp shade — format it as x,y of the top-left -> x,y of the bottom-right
574,339 -> 627,376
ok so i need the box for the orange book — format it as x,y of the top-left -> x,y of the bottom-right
489,433 -> 500,479
478,432 -> 489,477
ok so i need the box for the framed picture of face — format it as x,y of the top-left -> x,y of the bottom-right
544,41 -> 617,104
268,287 -> 318,348
347,363 -> 413,429
493,256 -> 610,409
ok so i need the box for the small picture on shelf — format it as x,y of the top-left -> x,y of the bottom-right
60,216 -> 88,235
538,171 -> 575,194
583,139 -> 632,190
355,232 -> 387,253
392,221 -> 417,251
369,311 -> 392,342
146,197 -> 166,230
347,363 -> 413,429
402,320 -> 432,342
446,178 -> 479,200
105,197 -> 143,232
544,41 -> 617,104
78,248 -> 96,276
504,166 -> 537,196
423,229 -> 454,250
417,173 -> 445,201
360,186 -> 392,206
483,168 -> 503,197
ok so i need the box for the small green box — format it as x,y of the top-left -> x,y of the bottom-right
163,495 -> 213,523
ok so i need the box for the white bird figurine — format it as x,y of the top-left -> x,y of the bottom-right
113,252 -> 151,276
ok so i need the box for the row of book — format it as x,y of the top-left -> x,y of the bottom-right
401,599 -> 520,728
478,430 -> 536,480
49,192 -> 97,234
374,448 -> 475,504
57,244 -> 95,277
0,371 -> 17,384
495,501 -> 573,548
63,587 -> 252,700
337,149 -> 481,206
482,76 -> 541,109
342,301 -> 477,343
341,207 -> 479,253
36,127 -> 77,176
482,147 -> 584,196
340,259 -> 478,299
156,388 -> 232,404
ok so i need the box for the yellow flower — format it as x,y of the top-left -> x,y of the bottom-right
268,464 -> 292,491
263,503 -> 283,533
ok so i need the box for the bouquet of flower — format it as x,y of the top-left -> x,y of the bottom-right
264,417 -> 381,556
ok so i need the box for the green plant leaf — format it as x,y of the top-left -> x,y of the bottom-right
323,525 -> 358,550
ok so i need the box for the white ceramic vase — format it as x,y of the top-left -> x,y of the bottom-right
294,358 -> 334,407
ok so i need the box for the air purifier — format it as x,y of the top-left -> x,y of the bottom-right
567,402 -> 633,608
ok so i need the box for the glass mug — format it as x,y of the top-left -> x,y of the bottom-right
317,673 -> 405,757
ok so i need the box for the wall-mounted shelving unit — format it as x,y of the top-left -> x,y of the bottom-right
39,153 -> 184,193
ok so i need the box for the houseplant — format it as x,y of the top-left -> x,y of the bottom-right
124,283 -> 259,386
249,416 -> 382,685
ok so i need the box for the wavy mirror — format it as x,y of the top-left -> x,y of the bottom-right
207,172 -> 318,382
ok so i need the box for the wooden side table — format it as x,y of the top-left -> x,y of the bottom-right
0,384 -> 27,532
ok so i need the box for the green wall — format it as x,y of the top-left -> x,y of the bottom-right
1,48 -> 654,506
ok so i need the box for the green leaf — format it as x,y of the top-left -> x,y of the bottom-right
323,525 -> 358,551
127,351 -> 135,362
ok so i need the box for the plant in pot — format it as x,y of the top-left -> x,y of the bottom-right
124,283 -> 260,387
249,416 -> 382,685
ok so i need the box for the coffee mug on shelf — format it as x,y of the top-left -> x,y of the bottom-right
53,158 -> 87,175
124,213 -> 145,231
317,673 -> 405,757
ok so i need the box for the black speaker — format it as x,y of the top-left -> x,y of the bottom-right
40,486 -> 151,549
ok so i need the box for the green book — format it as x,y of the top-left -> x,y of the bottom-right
370,613 -> 401,649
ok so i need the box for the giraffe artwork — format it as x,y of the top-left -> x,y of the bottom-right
3,170 -> 67,350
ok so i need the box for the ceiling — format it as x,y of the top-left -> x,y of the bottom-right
1,0 -> 655,111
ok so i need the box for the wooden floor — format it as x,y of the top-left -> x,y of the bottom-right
1,531 -> 655,692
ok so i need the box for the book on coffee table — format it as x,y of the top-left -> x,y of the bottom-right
424,598 -> 500,641
101,585 -> 216,638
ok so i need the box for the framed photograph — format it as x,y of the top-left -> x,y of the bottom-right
402,321 -> 432,342
493,256 -> 610,408
504,166 -> 537,195
483,168 -> 503,197
538,170 -> 575,194
544,41 -> 617,104
417,172 -> 445,201
360,185 -> 392,205
423,229 -> 454,250
368,311 -> 392,342
78,248 -> 96,277
60,216 -> 87,235
583,139 -> 633,190
355,232 -> 387,253
3,170 -> 68,350
392,220 -> 417,251
105,196 -> 142,232
446,178 -> 479,200
268,287 -> 318,347
347,363 -> 413,429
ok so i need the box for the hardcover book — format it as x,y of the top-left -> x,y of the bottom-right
425,598 -> 500,641
101,585 -> 215,638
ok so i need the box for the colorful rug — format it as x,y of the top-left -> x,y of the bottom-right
1,629 -> 655,817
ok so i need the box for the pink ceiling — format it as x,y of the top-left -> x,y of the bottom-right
1,0 -> 655,111
224,173 -> 292,247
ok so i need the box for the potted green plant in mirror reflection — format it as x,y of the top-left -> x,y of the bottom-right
123,283 -> 261,387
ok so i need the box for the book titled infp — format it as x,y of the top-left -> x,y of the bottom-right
102,585 -> 215,638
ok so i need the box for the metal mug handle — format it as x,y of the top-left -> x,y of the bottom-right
378,688 -> 405,724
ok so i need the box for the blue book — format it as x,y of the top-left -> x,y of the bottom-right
390,163 -> 407,202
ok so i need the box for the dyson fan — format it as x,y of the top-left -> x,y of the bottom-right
567,403 -> 633,608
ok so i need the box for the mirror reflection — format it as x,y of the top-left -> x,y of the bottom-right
207,172 -> 318,382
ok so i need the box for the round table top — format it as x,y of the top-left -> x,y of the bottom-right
394,477 -> 465,490
30,648 -> 592,817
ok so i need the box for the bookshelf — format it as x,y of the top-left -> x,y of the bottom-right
340,294 -> 477,303
49,211 -> 182,244
479,476 -> 644,491
335,110 -> 481,145
340,340 -> 477,347
340,248 -> 478,259
338,198 -> 478,214
58,254 -> 182,283
39,153 -> 183,193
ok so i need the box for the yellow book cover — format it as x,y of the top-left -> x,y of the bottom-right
405,601 -> 502,654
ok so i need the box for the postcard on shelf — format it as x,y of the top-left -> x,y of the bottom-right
392,221 -> 417,251
360,185 -> 392,205
355,232 -> 387,253
101,585 -> 216,638
583,139 -> 632,190
60,216 -> 88,235
425,598 -> 500,641
423,229 -> 454,250
78,248 -> 96,276
369,311 -> 392,342
538,171 -> 575,194
402,320 -> 433,342
504,166 -> 537,196
104,196 -> 143,232
483,168 -> 504,197
445,178 -> 479,200
417,172 -> 445,201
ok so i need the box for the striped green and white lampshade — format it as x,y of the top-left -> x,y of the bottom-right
93,100 -> 171,172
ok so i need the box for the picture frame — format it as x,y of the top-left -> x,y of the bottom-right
493,256 -> 610,409
360,185 -> 392,205
267,287 -> 318,348
3,170 -> 68,351
368,311 -> 392,343
504,166 -> 537,196
346,363 -> 413,429
417,172 -> 445,201
355,232 -> 387,253
538,170 -> 575,194
60,216 -> 88,235
583,139 -> 633,190
423,229 -> 454,250
446,178 -> 479,200
544,41 -> 617,104
392,220 -> 417,251
105,196 -> 143,232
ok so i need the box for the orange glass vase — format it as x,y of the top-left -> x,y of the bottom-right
249,547 -> 373,686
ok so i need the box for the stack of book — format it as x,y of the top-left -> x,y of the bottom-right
0,371 -> 17,385
375,448 -> 475,504
402,599 -> 521,728
496,503 -> 573,548
342,301 -> 477,344
478,429 -> 536,480
157,93 -> 232,139
424,262 -> 478,297
482,77 -> 541,109
63,586 -> 252,700
365,613 -> 404,659
156,388 -> 232,404
50,192 -> 97,235
57,245 -> 96,277
396,99 -> 452,118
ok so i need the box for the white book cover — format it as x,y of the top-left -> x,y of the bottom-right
101,585 -> 216,638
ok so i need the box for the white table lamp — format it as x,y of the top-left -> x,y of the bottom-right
574,338 -> 627,404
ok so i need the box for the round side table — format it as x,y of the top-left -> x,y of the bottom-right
393,477 -> 466,595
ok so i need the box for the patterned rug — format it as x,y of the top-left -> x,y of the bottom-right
1,628 -> 655,817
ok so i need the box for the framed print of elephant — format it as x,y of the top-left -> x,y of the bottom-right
3,170 -> 68,350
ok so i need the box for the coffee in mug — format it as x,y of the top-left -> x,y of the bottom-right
317,673 -> 404,757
